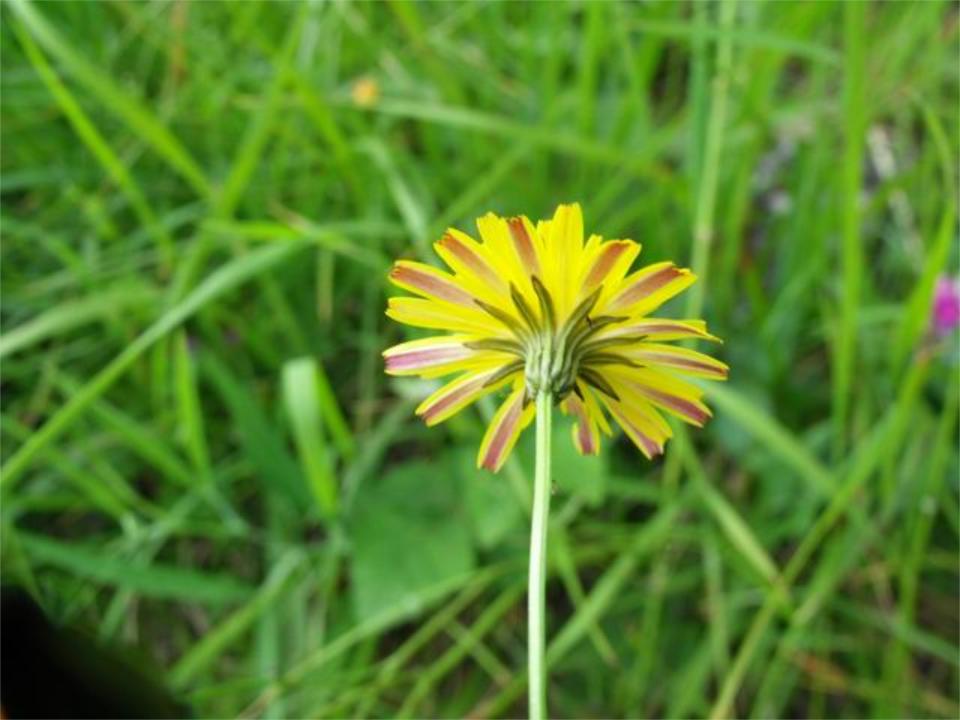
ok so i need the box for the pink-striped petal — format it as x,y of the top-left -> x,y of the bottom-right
562,393 -> 600,455
507,216 -> 541,276
600,319 -> 719,343
477,386 -> 534,471
616,375 -> 711,426
583,240 -> 637,291
629,344 -> 729,379
608,262 -> 694,312
416,367 -> 518,426
389,261 -> 475,306
436,231 -> 505,290
605,402 -> 664,459
383,337 -> 475,375
643,386 -> 710,425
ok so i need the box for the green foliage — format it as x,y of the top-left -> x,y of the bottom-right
19,532 -> 253,605
282,356 -> 337,517
1,1 -> 957,718
350,459 -> 475,621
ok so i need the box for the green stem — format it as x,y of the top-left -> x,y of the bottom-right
529,390 -> 553,720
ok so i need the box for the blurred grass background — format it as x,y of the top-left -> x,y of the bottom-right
1,0 -> 958,717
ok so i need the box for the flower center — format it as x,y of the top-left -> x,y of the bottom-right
525,331 -> 579,400
471,277 -> 638,404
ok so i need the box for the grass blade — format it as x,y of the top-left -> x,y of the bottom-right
0,284 -> 157,360
169,550 -> 304,689
19,532 -> 252,604
831,0 -> 866,457
1,240 -> 312,488
12,22 -> 175,269
703,382 -> 834,496
5,0 -> 211,197
282,357 -> 337,517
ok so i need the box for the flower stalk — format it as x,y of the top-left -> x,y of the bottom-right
528,389 -> 552,720
382,202 -> 729,717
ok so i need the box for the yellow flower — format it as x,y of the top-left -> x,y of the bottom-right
384,203 -> 728,472
350,76 -> 380,108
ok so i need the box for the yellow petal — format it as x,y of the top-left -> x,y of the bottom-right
546,203 -> 585,318
476,213 -> 525,290
386,297 -> 507,336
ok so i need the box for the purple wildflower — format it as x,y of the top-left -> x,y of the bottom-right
932,275 -> 960,337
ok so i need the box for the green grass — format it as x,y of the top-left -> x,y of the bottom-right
2,1 -> 958,718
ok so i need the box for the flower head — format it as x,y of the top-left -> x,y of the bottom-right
351,75 -> 380,108
384,203 -> 728,471
932,275 -> 960,337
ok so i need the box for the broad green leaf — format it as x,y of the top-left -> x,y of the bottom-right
452,448 -> 523,550
349,460 -> 475,620
550,416 -> 608,506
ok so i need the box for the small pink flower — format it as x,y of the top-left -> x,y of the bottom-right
932,275 -> 960,337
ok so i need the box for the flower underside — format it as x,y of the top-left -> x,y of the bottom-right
470,277 -> 634,403
384,203 -> 728,472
